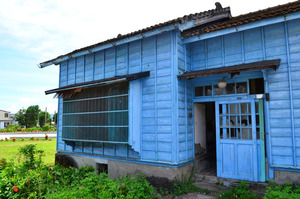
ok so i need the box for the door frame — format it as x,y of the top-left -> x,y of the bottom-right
193,96 -> 266,182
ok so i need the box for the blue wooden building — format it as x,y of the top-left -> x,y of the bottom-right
41,1 -> 300,183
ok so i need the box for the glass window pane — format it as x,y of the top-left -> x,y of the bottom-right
236,82 -> 247,93
205,86 -> 212,96
62,82 -> 129,142
214,85 -> 224,95
230,104 -> 239,114
195,86 -> 204,97
225,83 -> 235,94
257,128 -> 260,140
241,103 -> 250,114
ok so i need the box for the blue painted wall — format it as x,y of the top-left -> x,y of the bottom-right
57,30 -> 194,165
187,18 -> 300,173
56,15 -> 300,173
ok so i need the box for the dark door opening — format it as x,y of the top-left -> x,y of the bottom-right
194,102 -> 216,175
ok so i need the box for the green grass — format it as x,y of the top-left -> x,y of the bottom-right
0,138 -> 56,165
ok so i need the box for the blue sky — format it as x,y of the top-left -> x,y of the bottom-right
0,0 -> 290,114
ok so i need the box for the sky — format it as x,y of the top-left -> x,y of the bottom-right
0,0 -> 292,114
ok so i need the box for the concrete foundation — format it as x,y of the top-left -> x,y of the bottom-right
55,152 -> 193,189
274,170 -> 300,185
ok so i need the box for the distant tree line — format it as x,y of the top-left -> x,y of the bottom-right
15,105 -> 57,128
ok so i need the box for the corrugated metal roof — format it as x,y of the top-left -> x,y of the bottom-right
40,6 -> 231,67
182,0 -> 300,38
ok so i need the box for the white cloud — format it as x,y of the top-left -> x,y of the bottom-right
0,0 -> 292,114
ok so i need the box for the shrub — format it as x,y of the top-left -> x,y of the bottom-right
12,137 -> 16,142
42,124 -> 50,132
30,137 -> 35,141
0,158 -> 8,170
0,144 -> 158,199
45,134 -> 48,140
218,180 -> 257,199
264,182 -> 300,199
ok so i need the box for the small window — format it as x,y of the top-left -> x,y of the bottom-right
195,86 -> 204,97
4,113 -> 8,118
205,86 -> 212,96
236,82 -> 247,94
249,78 -> 264,94
225,83 -> 235,94
214,85 -> 224,95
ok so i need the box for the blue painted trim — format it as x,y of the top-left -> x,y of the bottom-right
129,80 -> 141,153
57,151 -> 194,168
63,125 -> 128,128
56,99 -> 60,151
63,139 -> 128,144
215,102 -> 221,177
64,93 -> 128,103
284,22 -> 296,167
92,52 -> 95,81
83,55 -> 86,82
154,35 -> 158,161
63,110 -> 128,115
172,30 -> 179,163
241,31 -> 245,63
114,47 -> 117,77
205,40 -> 208,69
103,49 -> 106,79
127,43 -> 129,75
270,165 -> 300,170
74,57 -> 78,84
184,42 -> 188,161
183,11 -> 300,44
221,36 -> 225,66
40,25 -> 178,67
66,60 -> 69,85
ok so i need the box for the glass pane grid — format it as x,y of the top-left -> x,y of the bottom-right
62,82 -> 129,143
194,82 -> 247,98
220,102 -> 253,140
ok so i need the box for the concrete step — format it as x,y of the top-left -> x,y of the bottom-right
193,174 -> 268,198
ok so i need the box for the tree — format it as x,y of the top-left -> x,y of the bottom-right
25,105 -> 40,128
53,112 -> 57,125
39,111 -> 51,127
15,108 -> 26,127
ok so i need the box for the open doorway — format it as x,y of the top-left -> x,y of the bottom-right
194,102 -> 216,175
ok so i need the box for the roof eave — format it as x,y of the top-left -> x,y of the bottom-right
39,23 -> 179,68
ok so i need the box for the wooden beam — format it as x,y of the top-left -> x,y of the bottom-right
178,59 -> 280,80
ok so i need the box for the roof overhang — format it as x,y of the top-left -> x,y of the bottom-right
45,71 -> 150,97
178,59 -> 280,80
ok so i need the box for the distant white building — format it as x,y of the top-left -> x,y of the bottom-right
0,110 -> 16,129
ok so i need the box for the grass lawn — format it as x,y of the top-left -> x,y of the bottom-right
0,138 -> 56,165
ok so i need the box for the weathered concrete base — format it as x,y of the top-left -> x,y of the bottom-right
55,152 -> 193,189
274,170 -> 300,185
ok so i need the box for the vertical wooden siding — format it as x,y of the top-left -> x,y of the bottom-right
58,31 -> 180,164
189,18 -> 300,168
177,32 -> 194,163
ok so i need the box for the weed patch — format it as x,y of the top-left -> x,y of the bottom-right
218,180 -> 258,199
264,182 -> 300,199
0,144 -> 157,198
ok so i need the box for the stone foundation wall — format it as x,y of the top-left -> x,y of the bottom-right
55,152 -> 193,188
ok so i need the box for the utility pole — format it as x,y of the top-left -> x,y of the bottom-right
45,107 -> 47,125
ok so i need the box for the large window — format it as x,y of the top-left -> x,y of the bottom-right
62,82 -> 129,143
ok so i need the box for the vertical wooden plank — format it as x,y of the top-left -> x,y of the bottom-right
154,36 -> 158,161
215,102 -> 221,177
251,100 -> 258,182
171,30 -> 178,163
259,99 -> 266,182
284,22 -> 296,167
